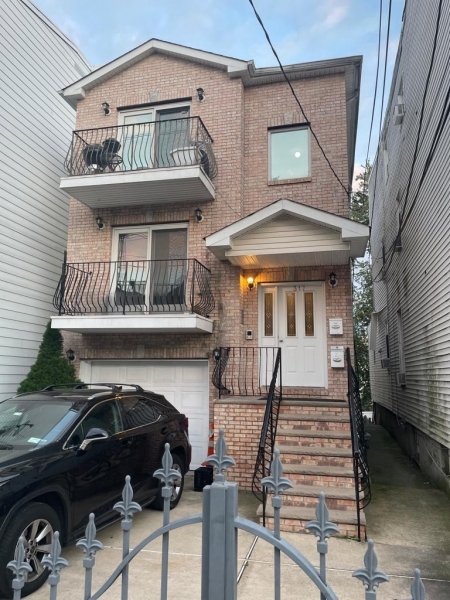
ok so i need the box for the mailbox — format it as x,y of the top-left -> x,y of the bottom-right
331,346 -> 345,368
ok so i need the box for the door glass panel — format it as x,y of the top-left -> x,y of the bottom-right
304,292 -> 315,336
264,293 -> 274,336
123,112 -> 154,170
156,108 -> 190,168
151,229 -> 188,306
116,232 -> 148,307
286,292 -> 296,336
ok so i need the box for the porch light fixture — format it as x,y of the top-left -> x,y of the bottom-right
246,276 -> 255,291
213,347 -> 221,361
66,348 -> 75,362
96,216 -> 105,230
196,87 -> 205,102
329,272 -> 337,287
101,102 -> 111,116
195,208 -> 203,222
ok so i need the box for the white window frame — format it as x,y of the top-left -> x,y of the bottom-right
268,126 -> 311,181
112,223 -> 188,262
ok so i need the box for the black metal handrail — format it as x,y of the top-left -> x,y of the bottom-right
252,348 -> 282,527
346,347 -> 371,542
53,253 -> 214,318
65,116 -> 217,179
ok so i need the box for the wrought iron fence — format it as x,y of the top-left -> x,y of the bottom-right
346,347 -> 372,542
212,346 -> 280,398
65,116 -> 217,179
8,431 -> 427,600
252,348 -> 282,522
53,254 -> 214,317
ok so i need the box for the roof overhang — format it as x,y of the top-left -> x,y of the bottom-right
205,199 -> 369,268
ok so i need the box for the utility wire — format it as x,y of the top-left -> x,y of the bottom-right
247,0 -> 350,198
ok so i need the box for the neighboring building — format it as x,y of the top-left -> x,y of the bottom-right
0,0 -> 91,400
369,0 -> 450,496
54,39 -> 368,533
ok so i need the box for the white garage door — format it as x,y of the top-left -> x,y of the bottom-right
80,360 -> 209,469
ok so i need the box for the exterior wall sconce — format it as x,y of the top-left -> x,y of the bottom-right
213,347 -> 221,361
101,102 -> 111,116
329,272 -> 338,287
96,216 -> 105,230
195,208 -> 203,222
66,348 -> 75,362
196,87 -> 205,102
247,276 -> 255,291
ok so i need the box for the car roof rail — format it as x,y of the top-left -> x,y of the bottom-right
89,383 -> 144,393
42,383 -> 89,391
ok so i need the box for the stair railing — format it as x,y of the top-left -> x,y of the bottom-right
346,347 -> 371,541
251,348 -> 282,526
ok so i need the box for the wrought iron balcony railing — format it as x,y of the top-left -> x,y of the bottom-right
54,256 -> 214,317
64,116 -> 217,179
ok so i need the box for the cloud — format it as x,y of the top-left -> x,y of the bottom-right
321,0 -> 350,30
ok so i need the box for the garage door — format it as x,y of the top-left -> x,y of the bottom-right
80,360 -> 209,469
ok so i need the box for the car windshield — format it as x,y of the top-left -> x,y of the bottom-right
0,398 -> 81,450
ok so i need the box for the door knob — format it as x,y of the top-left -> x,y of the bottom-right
279,340 -> 284,343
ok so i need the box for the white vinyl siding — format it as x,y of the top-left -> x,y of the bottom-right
0,0 -> 90,400
369,0 -> 450,448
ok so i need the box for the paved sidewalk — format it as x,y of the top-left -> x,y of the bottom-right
28,424 -> 450,600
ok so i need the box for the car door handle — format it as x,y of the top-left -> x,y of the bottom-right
161,427 -> 168,434
122,439 -> 132,446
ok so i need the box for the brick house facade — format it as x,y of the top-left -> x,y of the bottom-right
54,41 -> 368,503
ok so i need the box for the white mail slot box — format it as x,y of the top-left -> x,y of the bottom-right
331,346 -> 345,368
329,318 -> 343,335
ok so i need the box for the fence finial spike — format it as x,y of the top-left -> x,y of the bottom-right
205,429 -> 236,482
114,475 -> 142,521
262,448 -> 293,497
77,513 -> 104,557
154,443 -> 183,488
7,536 -> 33,581
353,539 -> 389,591
406,569 -> 426,600
41,532 -> 69,574
305,492 -> 340,540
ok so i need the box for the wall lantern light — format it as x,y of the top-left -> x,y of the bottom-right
66,348 -> 75,362
196,87 -> 205,102
247,276 -> 255,291
213,347 -> 221,361
195,208 -> 203,222
101,102 -> 111,116
329,272 -> 338,288
96,216 -> 105,230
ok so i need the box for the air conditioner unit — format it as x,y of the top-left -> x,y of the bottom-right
381,358 -> 390,369
396,372 -> 407,386
394,103 -> 405,125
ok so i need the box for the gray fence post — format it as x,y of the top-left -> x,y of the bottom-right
202,429 -> 238,600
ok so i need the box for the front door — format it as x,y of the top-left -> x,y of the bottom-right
259,283 -> 326,388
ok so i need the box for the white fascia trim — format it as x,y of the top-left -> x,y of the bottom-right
60,39 -> 249,106
51,314 -> 213,334
205,199 -> 369,258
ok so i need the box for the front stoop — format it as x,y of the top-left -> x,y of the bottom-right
257,400 -> 367,538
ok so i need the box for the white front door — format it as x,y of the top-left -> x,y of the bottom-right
259,283 -> 326,388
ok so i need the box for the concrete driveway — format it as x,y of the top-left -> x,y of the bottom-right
27,425 -> 450,600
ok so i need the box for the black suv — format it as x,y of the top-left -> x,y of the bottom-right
0,384 -> 191,598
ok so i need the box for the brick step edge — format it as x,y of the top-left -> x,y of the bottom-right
285,483 -> 356,500
281,400 -> 348,407
277,429 -> 352,439
281,464 -> 355,477
257,503 -> 366,526
278,414 -> 350,422
277,444 -> 353,457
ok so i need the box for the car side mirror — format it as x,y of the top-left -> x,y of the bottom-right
79,428 -> 109,451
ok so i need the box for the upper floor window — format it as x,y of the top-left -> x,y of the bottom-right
269,126 -> 310,181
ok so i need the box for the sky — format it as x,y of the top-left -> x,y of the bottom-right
32,0 -> 405,189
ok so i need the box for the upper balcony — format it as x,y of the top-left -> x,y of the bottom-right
51,257 -> 214,334
60,116 -> 217,208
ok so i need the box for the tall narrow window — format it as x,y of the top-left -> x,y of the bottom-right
269,127 -> 310,181
264,293 -> 274,336
397,310 -> 406,373
304,292 -> 315,336
286,292 -> 296,336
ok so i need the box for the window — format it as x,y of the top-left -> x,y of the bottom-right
269,127 -> 310,181
67,401 -> 121,447
264,292 -> 274,336
112,224 -> 188,308
119,397 -> 162,430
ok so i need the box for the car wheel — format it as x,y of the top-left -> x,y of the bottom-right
0,502 -> 61,599
152,453 -> 185,511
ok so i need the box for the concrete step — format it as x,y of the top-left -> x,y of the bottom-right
257,503 -> 366,537
282,483 -> 357,510
276,428 -> 352,449
277,442 -> 353,468
280,400 -> 349,416
280,463 -> 355,487
278,413 -> 351,432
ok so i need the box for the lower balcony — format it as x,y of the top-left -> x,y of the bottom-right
51,258 -> 214,334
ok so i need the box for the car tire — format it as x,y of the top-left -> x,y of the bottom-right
0,502 -> 61,599
152,453 -> 185,511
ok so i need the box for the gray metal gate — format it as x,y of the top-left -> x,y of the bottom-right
8,430 -> 426,600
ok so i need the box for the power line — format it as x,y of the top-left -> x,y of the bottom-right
247,0 -> 350,198
378,0 -> 393,140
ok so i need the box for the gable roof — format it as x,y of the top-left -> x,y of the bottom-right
60,39 -> 362,183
